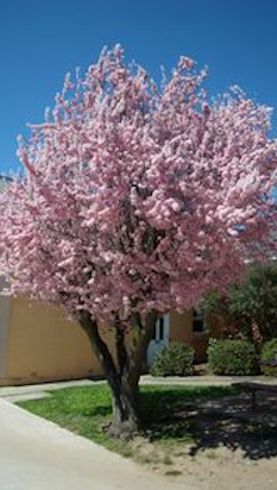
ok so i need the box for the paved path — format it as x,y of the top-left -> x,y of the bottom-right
1,375 -> 276,403
0,398 -> 195,490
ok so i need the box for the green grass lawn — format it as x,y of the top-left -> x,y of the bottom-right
17,384 -> 237,459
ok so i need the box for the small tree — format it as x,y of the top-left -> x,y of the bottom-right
205,263 -> 277,343
230,263 -> 277,341
0,46 -> 276,436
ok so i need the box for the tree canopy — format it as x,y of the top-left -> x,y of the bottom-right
0,46 -> 276,325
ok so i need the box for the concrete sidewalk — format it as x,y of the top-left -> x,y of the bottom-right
0,398 -> 194,490
0,374 -> 276,403
0,378 -> 99,402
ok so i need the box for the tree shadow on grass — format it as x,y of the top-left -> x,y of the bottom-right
140,388 -> 277,461
81,405 -> 112,417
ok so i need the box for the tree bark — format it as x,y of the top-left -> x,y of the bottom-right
77,310 -> 156,438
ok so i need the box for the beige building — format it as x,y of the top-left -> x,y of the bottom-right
0,283 -> 223,386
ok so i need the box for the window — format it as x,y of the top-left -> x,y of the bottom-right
192,307 -> 207,333
152,316 -> 165,340
158,316 -> 164,340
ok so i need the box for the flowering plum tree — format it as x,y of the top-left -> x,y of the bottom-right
0,46 -> 276,436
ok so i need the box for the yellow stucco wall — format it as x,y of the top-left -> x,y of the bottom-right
0,297 -> 222,386
2,297 -> 105,385
169,310 -> 194,344
0,278 -> 11,378
169,310 -> 224,363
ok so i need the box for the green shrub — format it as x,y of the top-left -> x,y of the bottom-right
261,339 -> 277,377
208,339 -> 259,375
150,342 -> 194,377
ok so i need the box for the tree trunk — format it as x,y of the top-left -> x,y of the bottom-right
77,310 -> 156,438
109,372 -> 140,438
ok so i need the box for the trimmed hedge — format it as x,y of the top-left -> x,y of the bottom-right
208,339 -> 259,376
261,339 -> 277,377
150,342 -> 194,377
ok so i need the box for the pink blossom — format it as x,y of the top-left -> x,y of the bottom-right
0,46 -> 276,326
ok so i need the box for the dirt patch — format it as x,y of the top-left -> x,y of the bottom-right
132,392 -> 277,490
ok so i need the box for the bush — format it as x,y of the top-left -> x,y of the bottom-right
208,339 -> 259,375
261,339 -> 277,377
150,342 -> 194,377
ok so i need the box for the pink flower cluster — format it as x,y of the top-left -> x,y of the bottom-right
0,46 -> 276,324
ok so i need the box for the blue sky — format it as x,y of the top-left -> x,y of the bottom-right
1,0 -> 277,174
